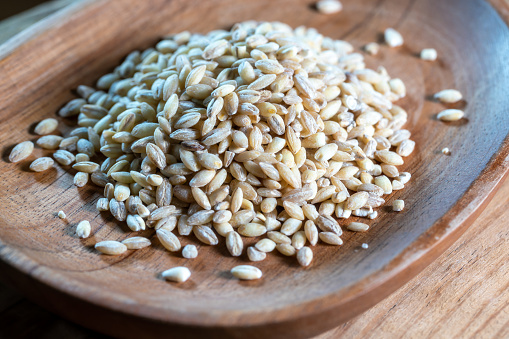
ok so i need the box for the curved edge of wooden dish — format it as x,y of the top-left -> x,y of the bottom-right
0,1 -> 508,337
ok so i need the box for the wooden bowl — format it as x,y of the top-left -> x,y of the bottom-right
1,0 -> 508,337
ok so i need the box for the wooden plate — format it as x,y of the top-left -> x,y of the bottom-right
1,0 -> 508,337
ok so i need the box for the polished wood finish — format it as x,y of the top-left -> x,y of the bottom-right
0,0 -> 508,338
2,178 -> 508,339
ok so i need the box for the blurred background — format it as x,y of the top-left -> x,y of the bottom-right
0,0 -> 50,20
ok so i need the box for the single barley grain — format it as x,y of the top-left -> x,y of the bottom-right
226,231 -> 244,256
442,147 -> 451,155
157,228 -> 181,251
276,243 -> 297,256
182,244 -> 198,259
319,232 -> 343,245
255,238 -> 276,252
420,48 -> 437,61
193,225 -> 219,245
162,267 -> 191,282
37,135 -> 62,149
95,241 -> 127,255
291,231 -> 307,250
347,222 -> 369,232
76,220 -> 91,238
384,28 -> 403,47
53,150 -> 75,166
9,141 -> 34,163
316,0 -> 343,14
122,237 -> 151,249
393,199 -> 405,212
297,247 -> 313,267
74,172 -> 89,187
231,265 -> 262,280
247,246 -> 267,261
364,42 -> 380,55
30,157 -> 54,172
34,118 -> 59,135
437,109 -> 464,121
434,89 -> 462,104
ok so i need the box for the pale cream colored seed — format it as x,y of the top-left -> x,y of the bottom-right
182,244 -> 198,259
9,141 -> 34,163
255,238 -> 276,252
347,222 -> 369,232
122,237 -> 151,249
76,220 -> 91,238
292,231 -> 307,250
434,89 -> 462,103
57,210 -> 66,219
74,172 -> 89,187
384,28 -> 404,47
95,241 -> 127,255
193,225 -> 219,245
231,265 -> 262,280
437,109 -> 464,121
226,231 -> 244,256
35,118 -> 59,135
420,48 -> 437,61
364,42 -> 380,55
30,157 -> 54,172
247,246 -> 267,261
316,0 -> 343,14
238,223 -> 267,237
393,199 -> 405,212
157,228 -> 181,252
297,246 -> 313,267
162,267 -> 191,283
319,232 -> 343,245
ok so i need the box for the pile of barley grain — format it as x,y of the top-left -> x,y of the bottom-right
11,21 -> 417,281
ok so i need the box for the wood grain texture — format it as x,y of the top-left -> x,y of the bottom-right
0,0 -> 508,338
2,178 -> 507,339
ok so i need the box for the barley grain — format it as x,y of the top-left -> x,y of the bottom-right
231,265 -> 262,280
95,241 -> 127,255
442,147 -> 451,155
157,228 -> 181,251
297,247 -> 313,267
384,28 -> 404,47
9,141 -> 34,163
162,267 -> 191,283
393,199 -> 405,211
30,157 -> 54,172
226,231 -> 243,256
437,109 -> 464,121
122,237 -> 151,249
182,244 -> 198,259
255,238 -> 276,252
34,118 -> 58,135
347,222 -> 369,232
434,89 -> 462,104
193,225 -> 219,245
319,232 -> 343,245
37,135 -> 62,149
364,42 -> 380,55
76,220 -> 91,238
420,48 -> 437,61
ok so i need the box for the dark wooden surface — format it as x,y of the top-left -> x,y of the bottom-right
0,0 -> 508,338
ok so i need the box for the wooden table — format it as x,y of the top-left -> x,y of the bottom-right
0,2 -> 507,338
